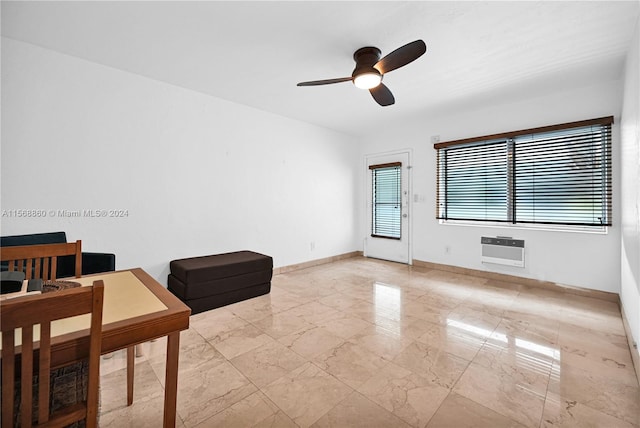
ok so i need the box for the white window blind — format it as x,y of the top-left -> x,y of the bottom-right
437,140 -> 509,222
435,116 -> 613,227
370,163 -> 402,239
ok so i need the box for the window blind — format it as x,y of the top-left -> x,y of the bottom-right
435,116 -> 613,227
370,163 -> 402,239
437,140 -> 509,222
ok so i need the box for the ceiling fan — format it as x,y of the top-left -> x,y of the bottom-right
297,39 -> 427,107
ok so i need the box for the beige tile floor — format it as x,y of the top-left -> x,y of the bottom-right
97,257 -> 640,428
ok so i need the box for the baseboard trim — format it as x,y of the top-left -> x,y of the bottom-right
621,304 -> 640,385
412,259 -> 619,304
273,251 -> 363,275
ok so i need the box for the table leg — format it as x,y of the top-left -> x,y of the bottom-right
127,346 -> 135,406
163,332 -> 180,428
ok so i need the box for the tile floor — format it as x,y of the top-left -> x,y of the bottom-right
97,257 -> 640,428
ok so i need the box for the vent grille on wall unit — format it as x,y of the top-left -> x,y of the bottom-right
481,237 -> 525,267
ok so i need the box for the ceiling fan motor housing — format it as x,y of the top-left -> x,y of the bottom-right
352,46 -> 382,80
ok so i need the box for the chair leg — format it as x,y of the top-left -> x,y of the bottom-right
127,346 -> 135,406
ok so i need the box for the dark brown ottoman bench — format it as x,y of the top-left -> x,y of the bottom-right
168,251 -> 273,315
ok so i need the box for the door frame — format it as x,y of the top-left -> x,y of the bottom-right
363,149 -> 413,265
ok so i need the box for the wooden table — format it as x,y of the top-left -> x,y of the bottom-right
24,268 -> 191,428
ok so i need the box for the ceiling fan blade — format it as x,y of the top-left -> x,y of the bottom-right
370,83 -> 395,106
374,39 -> 426,75
297,77 -> 352,86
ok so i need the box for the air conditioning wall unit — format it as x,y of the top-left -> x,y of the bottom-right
481,236 -> 525,267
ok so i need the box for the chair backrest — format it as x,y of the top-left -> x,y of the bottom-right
0,232 -> 68,248
0,280 -> 104,428
0,241 -> 82,280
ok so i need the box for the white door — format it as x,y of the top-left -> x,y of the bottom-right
365,151 -> 411,264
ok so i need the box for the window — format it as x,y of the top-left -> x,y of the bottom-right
370,162 -> 402,239
435,116 -> 613,228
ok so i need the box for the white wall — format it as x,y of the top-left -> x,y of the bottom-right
0,35 -> 631,298
1,38 -> 362,283
620,16 -> 640,354
360,79 -> 623,293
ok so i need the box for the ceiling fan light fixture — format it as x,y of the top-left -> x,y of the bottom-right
296,40 -> 426,106
353,71 -> 382,89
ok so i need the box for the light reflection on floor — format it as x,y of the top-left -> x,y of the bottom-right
373,281 -> 402,334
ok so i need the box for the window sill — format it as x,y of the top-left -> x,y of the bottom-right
438,219 -> 608,235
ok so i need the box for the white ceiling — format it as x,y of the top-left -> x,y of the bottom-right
2,1 -> 639,137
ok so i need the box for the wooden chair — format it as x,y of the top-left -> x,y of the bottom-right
1,280 -> 104,427
1,241 -> 137,406
1,241 -> 82,280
